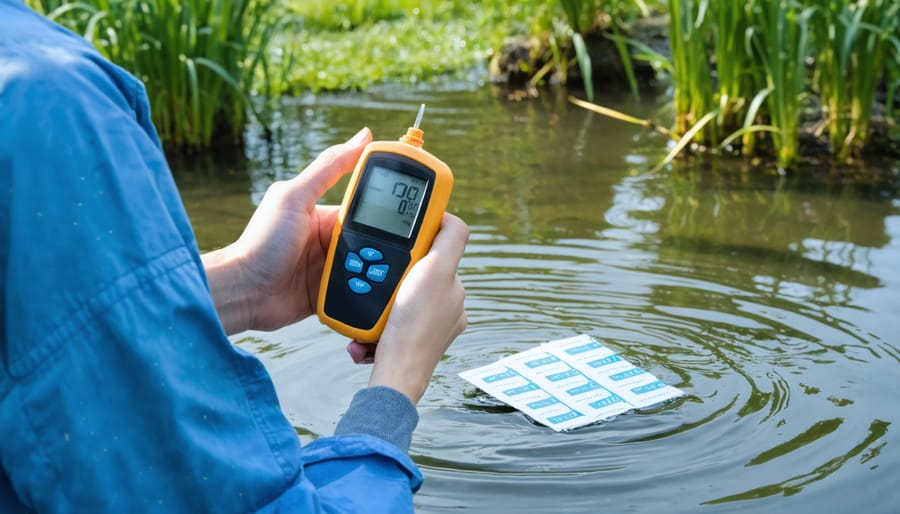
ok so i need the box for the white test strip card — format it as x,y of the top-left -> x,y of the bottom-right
543,335 -> 684,409
501,348 -> 633,423
459,362 -> 585,431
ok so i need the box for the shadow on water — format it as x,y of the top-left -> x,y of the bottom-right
172,85 -> 900,513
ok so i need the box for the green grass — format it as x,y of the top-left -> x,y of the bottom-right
712,0 -> 756,136
271,0 -> 519,92
811,0 -> 899,161
751,0 -> 815,169
668,0 -> 716,143
271,10 -> 499,93
575,0 -> 898,170
273,0 -> 654,95
28,0 -> 280,152
29,0 -> 896,167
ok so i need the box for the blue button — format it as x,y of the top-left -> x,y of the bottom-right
366,264 -> 389,283
359,247 -> 383,261
344,252 -> 364,274
348,278 -> 372,294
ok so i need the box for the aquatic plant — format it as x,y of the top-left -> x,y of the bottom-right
711,0 -> 756,137
667,0 -> 716,144
811,0 -> 900,162
28,0 -> 280,152
750,0 -> 815,169
576,0 -> 897,169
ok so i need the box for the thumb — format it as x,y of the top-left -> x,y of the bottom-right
293,127 -> 372,204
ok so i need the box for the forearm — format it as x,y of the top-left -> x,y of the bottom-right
201,245 -> 253,335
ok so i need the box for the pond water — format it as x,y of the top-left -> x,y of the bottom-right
172,86 -> 900,513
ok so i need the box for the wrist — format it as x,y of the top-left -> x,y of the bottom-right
201,245 -> 255,335
368,355 -> 431,406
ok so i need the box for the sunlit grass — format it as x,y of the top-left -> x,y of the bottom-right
712,0 -> 757,139
576,0 -> 897,170
667,0 -> 715,144
751,1 -> 815,169
289,0 -> 425,30
271,11 -> 497,93
811,0 -> 900,162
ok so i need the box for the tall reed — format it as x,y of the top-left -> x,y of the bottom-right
711,0 -> 754,135
617,0 -> 896,169
667,0 -> 716,144
29,0 -> 280,151
750,1 -> 815,169
811,0 -> 900,161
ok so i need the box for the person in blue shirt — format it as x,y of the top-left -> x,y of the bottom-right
0,1 -> 468,512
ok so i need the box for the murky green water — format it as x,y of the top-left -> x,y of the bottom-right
172,86 -> 900,513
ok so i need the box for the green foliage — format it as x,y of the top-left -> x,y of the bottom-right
711,0 -> 756,137
811,0 -> 900,161
574,0 -> 898,170
27,0 -> 281,152
288,0 -> 479,30
272,10 -> 496,93
750,0 -> 815,169
273,0 -> 517,92
668,0 -> 715,143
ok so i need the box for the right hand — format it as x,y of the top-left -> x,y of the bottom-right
350,213 -> 469,405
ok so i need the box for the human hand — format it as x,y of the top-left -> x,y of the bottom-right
202,128 -> 372,334
348,213 -> 469,405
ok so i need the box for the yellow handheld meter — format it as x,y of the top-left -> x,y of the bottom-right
317,105 -> 454,342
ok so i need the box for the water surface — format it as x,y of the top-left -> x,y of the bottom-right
173,86 -> 900,513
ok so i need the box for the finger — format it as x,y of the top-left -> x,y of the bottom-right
454,310 -> 468,338
426,213 -> 469,268
293,127 -> 372,203
315,205 -> 341,249
347,340 -> 377,364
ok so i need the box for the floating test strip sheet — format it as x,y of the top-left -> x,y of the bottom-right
459,334 -> 684,431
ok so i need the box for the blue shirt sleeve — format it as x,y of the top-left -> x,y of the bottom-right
0,4 -> 421,513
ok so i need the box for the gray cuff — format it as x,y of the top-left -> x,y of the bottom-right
334,386 -> 420,452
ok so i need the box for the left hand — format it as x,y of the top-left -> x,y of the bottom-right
203,127 -> 372,334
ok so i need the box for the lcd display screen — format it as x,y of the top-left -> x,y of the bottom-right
352,164 -> 427,238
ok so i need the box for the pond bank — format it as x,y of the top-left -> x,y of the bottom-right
486,12 -> 898,178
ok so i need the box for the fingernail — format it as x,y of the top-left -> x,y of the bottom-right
348,127 -> 368,145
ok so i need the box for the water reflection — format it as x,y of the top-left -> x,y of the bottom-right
173,86 -> 900,513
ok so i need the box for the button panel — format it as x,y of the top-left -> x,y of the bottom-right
343,246 -> 391,295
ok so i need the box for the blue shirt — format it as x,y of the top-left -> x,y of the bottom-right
0,2 -> 422,512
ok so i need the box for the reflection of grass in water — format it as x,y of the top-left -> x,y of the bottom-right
704,419 -> 890,503
747,417 -> 843,466
656,168 -> 890,307
293,425 -> 320,440
233,335 -> 300,359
